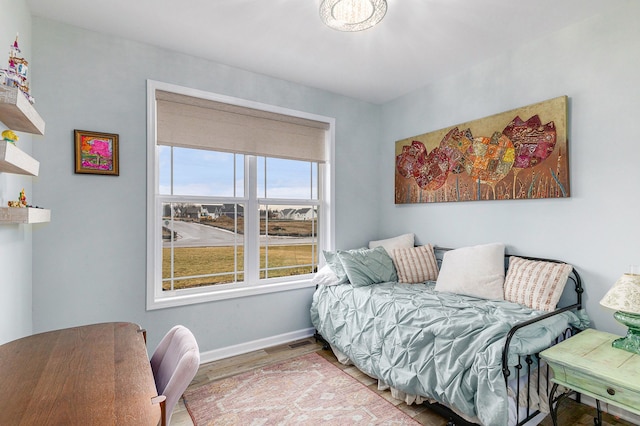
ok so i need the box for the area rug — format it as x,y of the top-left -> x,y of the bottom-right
183,351 -> 420,425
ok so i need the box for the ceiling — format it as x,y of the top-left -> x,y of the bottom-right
27,0 -> 614,104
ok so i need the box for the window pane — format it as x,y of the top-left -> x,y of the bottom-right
165,274 -> 245,290
171,148 -> 243,197
159,146 -> 171,195
260,204 -> 318,279
257,156 -> 266,199
162,202 -> 244,290
235,154 -> 244,197
311,162 -> 318,199
265,157 -> 316,199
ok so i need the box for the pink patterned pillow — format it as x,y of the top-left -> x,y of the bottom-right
392,245 -> 439,284
503,256 -> 573,312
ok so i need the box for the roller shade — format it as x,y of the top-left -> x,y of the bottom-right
156,90 -> 328,162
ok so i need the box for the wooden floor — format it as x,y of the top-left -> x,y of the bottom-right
170,338 -> 636,426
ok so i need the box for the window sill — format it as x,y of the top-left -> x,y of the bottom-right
146,277 -> 316,310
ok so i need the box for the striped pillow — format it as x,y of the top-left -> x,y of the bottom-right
392,245 -> 439,283
503,256 -> 573,312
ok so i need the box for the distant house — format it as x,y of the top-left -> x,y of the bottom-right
162,204 -> 194,218
221,204 -> 244,218
278,208 -> 295,220
163,204 -> 212,220
184,205 -> 201,219
276,207 -> 316,220
162,204 -> 172,218
292,208 -> 315,220
197,204 -> 245,219
259,209 -> 278,219
202,204 -> 223,219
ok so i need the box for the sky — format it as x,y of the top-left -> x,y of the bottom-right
159,146 -> 318,201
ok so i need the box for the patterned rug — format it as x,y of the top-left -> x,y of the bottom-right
183,351 -> 420,425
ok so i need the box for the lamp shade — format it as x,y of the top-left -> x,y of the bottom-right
600,273 -> 640,315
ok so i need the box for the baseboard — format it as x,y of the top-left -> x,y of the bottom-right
579,395 -> 640,425
199,327 -> 316,364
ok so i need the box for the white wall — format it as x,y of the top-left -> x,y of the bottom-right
30,18 -> 381,352
0,0 -> 33,344
379,2 -> 640,334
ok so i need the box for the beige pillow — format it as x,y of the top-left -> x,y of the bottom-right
503,256 -> 573,312
434,243 -> 505,300
369,233 -> 414,260
393,245 -> 439,283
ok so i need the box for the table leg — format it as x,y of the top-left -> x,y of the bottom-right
549,383 -> 560,426
549,382 -> 579,426
594,399 -> 602,426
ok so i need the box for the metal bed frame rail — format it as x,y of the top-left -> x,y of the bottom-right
500,255 -> 583,426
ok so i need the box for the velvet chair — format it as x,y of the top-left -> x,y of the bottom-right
150,325 -> 200,425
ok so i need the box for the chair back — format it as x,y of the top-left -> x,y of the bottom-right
150,325 -> 200,425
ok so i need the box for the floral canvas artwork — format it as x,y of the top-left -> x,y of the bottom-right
74,130 -> 119,175
395,96 -> 569,204
80,137 -> 112,170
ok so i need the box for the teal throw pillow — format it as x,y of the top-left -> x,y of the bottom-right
337,246 -> 398,287
322,250 -> 350,284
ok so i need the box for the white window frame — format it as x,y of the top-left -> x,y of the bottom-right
146,80 -> 335,310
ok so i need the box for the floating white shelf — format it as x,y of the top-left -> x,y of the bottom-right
0,85 -> 49,225
0,85 -> 45,135
0,207 -> 50,224
0,140 -> 40,176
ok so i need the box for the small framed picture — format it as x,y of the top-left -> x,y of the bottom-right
74,130 -> 119,175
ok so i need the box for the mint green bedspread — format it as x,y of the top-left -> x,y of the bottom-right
310,282 -> 585,426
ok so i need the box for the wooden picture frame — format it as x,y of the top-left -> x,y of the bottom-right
74,129 -> 119,175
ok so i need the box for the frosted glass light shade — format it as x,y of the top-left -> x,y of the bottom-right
600,273 -> 640,314
320,0 -> 387,32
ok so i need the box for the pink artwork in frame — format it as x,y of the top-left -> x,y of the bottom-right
74,129 -> 119,176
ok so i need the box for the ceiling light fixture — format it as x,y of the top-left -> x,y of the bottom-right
319,0 -> 387,32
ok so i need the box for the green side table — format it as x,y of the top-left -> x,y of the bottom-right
540,328 -> 640,425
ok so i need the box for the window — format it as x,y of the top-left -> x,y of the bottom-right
146,80 -> 334,309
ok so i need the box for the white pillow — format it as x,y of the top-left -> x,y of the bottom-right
368,233 -> 414,259
312,265 -> 343,286
434,243 -> 505,300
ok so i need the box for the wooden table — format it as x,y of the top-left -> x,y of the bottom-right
0,322 -> 161,425
540,328 -> 640,426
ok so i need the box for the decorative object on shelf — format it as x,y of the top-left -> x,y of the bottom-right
319,0 -> 387,32
1,129 -> 18,144
395,96 -> 570,204
74,129 -> 119,176
600,268 -> 640,355
7,187 -> 27,208
0,34 -> 34,104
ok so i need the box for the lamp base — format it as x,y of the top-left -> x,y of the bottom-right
612,311 -> 640,355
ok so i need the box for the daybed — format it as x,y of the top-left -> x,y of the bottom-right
310,237 -> 586,426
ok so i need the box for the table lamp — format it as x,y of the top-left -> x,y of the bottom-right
600,270 -> 640,354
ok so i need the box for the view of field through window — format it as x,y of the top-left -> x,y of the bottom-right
162,205 -> 318,290
160,148 -> 319,291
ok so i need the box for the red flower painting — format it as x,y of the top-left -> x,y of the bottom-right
394,96 -> 569,203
